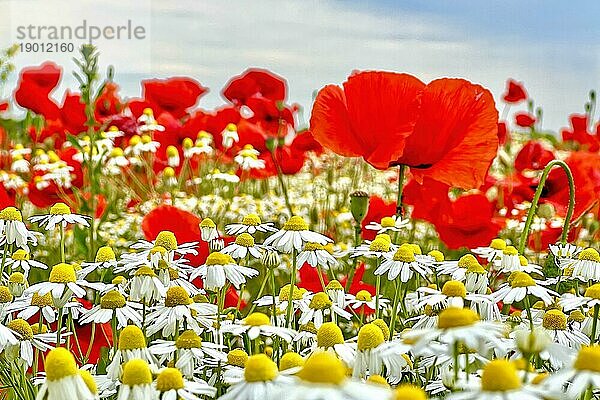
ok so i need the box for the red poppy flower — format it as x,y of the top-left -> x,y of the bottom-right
298,264 -> 329,293
311,72 -> 498,189
514,141 -> 555,171
310,71 -> 424,170
492,172 -> 536,212
291,131 -> 323,155
497,121 -> 509,145
0,101 -> 8,112
527,224 -> 580,253
95,82 -> 124,121
561,114 -> 600,152
403,177 -> 450,224
515,112 -> 536,128
222,68 -> 286,105
360,195 -> 396,240
246,97 -> 295,137
14,61 -> 62,120
60,91 -> 87,135
131,77 -> 207,119
435,193 -> 503,249
502,79 -> 528,104
0,184 -> 15,209
180,107 -> 241,146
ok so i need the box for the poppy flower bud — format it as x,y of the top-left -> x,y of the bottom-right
536,203 -> 554,219
349,191 -> 369,224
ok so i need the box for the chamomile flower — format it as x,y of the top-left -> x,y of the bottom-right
155,367 -> 216,399
146,286 -> 217,336
297,242 -> 338,269
79,290 -> 143,329
129,266 -> 166,303
79,245 -> 118,277
0,206 -> 31,250
345,290 -> 389,313
541,309 -> 589,349
472,238 -> 507,265
234,144 -> 266,170
130,230 -> 199,259
149,330 -> 226,378
29,202 -> 90,231
299,292 -> 352,328
493,271 -> 557,306
447,359 -> 546,400
559,247 -> 600,282
221,233 -> 264,259
199,218 -> 219,242
116,358 -> 158,400
348,234 -> 395,259
191,252 -> 258,290
220,354 -> 292,400
0,318 -> 19,351
310,322 -> 356,367
437,254 -> 480,281
544,345 -> 600,398
7,291 -> 56,323
376,245 -> 432,282
222,312 -> 296,342
415,280 -> 492,310
253,284 -> 311,314
365,215 -> 409,234
549,242 -> 582,262
36,347 -> 95,400
106,325 -> 159,381
4,249 -> 48,277
225,214 -> 278,235
263,215 -> 332,253
560,283 -> 600,311
222,123 -> 239,149
5,319 -> 55,367
352,323 -> 388,378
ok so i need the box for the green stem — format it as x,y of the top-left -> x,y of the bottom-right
56,308 -> 63,346
247,271 -> 270,316
524,296 -> 534,332
345,225 -> 361,292
270,268 -> 278,327
59,225 -> 65,263
270,150 -> 293,216
591,304 -> 599,343
316,265 -> 327,292
396,164 -> 407,217
375,267 -> 382,319
285,250 -> 298,329
389,280 -> 401,336
518,160 -> 575,253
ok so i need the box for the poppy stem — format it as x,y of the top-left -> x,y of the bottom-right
396,164 -> 407,217
517,160 -> 575,254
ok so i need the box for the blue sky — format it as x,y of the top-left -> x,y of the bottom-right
2,0 -> 599,131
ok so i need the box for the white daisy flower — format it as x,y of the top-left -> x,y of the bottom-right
79,290 -> 143,329
128,266 -> 166,304
155,367 -> 216,399
0,206 -> 31,250
221,123 -> 239,149
116,358 -> 158,400
345,290 -> 389,313
299,292 -> 352,328
199,218 -> 219,242
364,215 -> 409,234
106,325 -> 159,381
559,247 -> 600,282
5,318 -> 55,367
190,252 -> 258,291
221,233 -> 265,260
493,271 -> 558,306
234,144 -> 266,170
471,238 -> 507,266
225,214 -> 278,236
376,245 -> 431,282
263,215 -> 332,254
4,249 -> 48,277
543,345 -> 600,398
7,291 -> 56,323
222,312 -> 296,342
540,309 -> 590,349
309,322 -> 356,367
297,242 -> 338,270
36,348 -> 95,400
549,242 -> 582,263
79,246 -> 118,278
29,202 -> 90,231
437,254 -> 481,281
347,234 -> 395,259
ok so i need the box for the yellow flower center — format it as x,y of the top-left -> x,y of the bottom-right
166,145 -> 178,158
380,217 -> 396,228
118,325 -> 146,350
0,286 -> 13,303
11,249 -> 29,261
437,307 -> 479,329
228,349 -> 249,367
168,268 -> 179,280
407,243 -> 422,255
141,135 -> 152,144
532,301 -> 546,310
244,312 -> 271,326
165,286 -> 192,307
279,284 -> 304,301
375,233 -> 392,243
518,255 -> 529,267
163,167 -> 176,178
480,360 -> 522,392
9,272 -> 25,285
393,384 -> 428,400
134,266 -> 156,277
205,252 -> 235,266
194,293 -> 209,303
393,246 -> 415,262
300,322 -> 318,333
100,290 -> 126,310
586,284 -> 600,300
235,233 -> 255,247
155,231 -> 178,251
467,263 -> 486,274
156,368 -> 184,391
283,216 -> 308,231
79,370 -> 97,394
32,323 -> 49,334
357,323 -> 384,351
574,345 -> 600,372
297,351 -> 346,385
199,218 -> 216,228
303,242 -> 324,251
31,292 -> 53,307
503,246 -> 518,256
95,246 -> 116,262
317,322 -> 344,348
121,359 -> 153,386
326,280 -> 343,291
309,292 -> 332,310
367,374 -> 390,388
531,373 -> 548,385
8,318 -> 33,340
509,271 -> 536,288
542,309 -> 567,330
457,254 -> 479,269
369,238 -> 391,252
242,214 -> 261,226
372,318 -> 391,341
0,207 -> 22,221
244,354 -> 279,382
355,290 -> 372,302
490,238 -> 507,250
441,280 -> 467,298
45,348 -> 78,381
142,107 -> 153,116
50,202 -> 71,215
176,330 -> 202,349
569,310 -> 586,323
579,248 -> 600,262
49,263 -> 76,283
279,352 -> 305,371
226,123 -> 237,132
428,250 -> 444,262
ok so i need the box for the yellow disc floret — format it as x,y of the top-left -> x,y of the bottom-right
279,351 -> 304,371
490,238 -> 507,250
205,252 -> 235,266
156,368 -> 184,392
9,272 -> 26,284
578,248 -> 600,262
235,233 -> 255,247
574,345 -> 600,372
155,231 -> 178,251
309,292 -> 332,310
509,271 -> 536,288
585,284 -> 600,300
380,217 -> 396,228
326,280 -> 343,291
228,349 -> 249,367
244,312 -> 271,326
372,319 -> 391,341
95,246 -> 116,262
297,351 -> 346,385
242,214 -> 262,226
357,323 -> 384,351
367,374 -> 390,388
480,359 -> 521,392
11,249 -> 29,261
49,263 -> 76,283
393,384 -> 428,400
437,307 -> 479,329
100,290 -> 126,310
283,216 -> 308,231
165,286 -> 192,307
50,202 -> 71,215
457,254 -> 479,269
503,246 -> 519,256
428,250 -> 444,262
44,348 -> 78,381
244,354 -> 279,382
79,370 -> 97,394
317,322 -> 344,348
0,206 -> 22,221
8,318 -> 33,340
0,286 -> 13,303
369,237 -> 391,252
542,309 -> 567,330
393,246 -> 415,262
121,359 -> 153,386
118,325 -> 146,350
355,290 -> 372,302
441,280 -> 466,298
176,330 -> 202,349
31,292 -> 53,307
303,242 -> 324,251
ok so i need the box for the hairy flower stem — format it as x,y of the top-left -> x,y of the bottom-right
518,160 -> 575,254
396,164 -> 407,217
389,279 -> 401,336
592,305 -> 599,344
345,225 -> 361,292
285,250 -> 298,329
